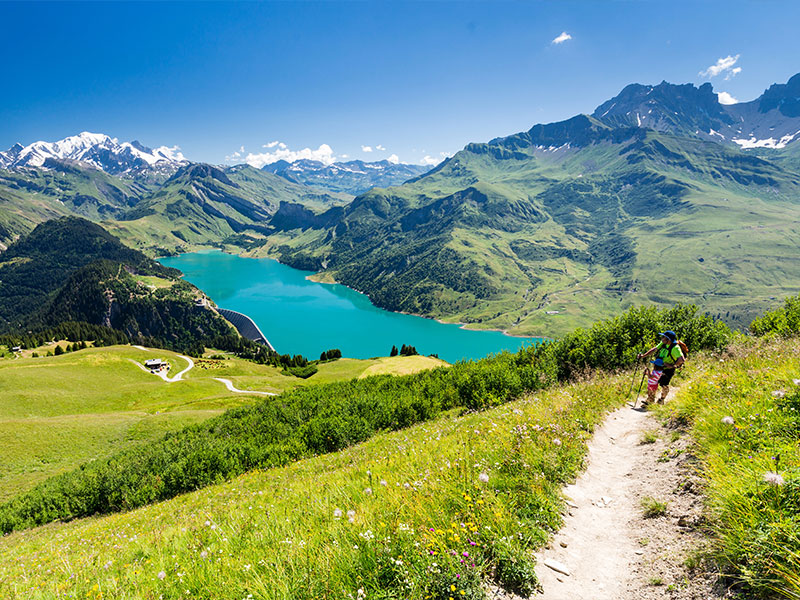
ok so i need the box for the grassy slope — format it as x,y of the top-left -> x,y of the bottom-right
0,165 -> 149,248
108,165 -> 350,256
659,336 -> 800,597
0,346 -> 445,502
0,367 -> 624,599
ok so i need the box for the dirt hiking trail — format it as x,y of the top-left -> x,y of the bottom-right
527,391 -> 724,600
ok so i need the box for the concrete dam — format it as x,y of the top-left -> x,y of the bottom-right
216,308 -> 276,352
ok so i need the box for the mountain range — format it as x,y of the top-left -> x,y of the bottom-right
262,158 -> 430,195
2,73 -> 800,336
0,132 -> 188,178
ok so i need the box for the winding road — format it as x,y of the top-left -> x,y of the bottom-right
213,377 -> 277,396
130,345 -> 277,395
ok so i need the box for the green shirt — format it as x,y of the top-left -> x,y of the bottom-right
655,342 -> 683,367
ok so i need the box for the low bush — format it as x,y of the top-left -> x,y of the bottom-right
750,293 -> 800,337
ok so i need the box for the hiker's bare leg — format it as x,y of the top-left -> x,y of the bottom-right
645,387 -> 656,405
659,385 -> 669,403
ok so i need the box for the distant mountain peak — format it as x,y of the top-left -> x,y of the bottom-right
262,158 -> 430,195
0,132 -> 187,175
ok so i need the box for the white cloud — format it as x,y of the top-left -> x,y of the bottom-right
726,66 -> 742,80
387,154 -> 399,164
361,145 -> 373,152
552,31 -> 572,45
242,142 -> 337,167
376,144 -> 386,151
420,150 -> 454,166
154,145 -> 186,162
717,91 -> 739,105
700,54 -> 741,78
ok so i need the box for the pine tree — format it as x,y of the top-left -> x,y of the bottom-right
390,345 -> 398,357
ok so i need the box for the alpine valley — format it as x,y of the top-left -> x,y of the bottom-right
3,73 -> 800,338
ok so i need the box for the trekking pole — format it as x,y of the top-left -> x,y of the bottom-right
625,356 -> 641,401
633,368 -> 648,409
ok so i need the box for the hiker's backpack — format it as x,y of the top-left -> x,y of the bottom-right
676,339 -> 689,362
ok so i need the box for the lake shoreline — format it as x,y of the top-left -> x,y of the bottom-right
160,249 -> 541,363
184,245 -> 544,342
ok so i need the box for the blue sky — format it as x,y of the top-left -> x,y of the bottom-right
2,1 -> 799,166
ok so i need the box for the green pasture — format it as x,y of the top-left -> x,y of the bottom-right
0,346 -> 446,501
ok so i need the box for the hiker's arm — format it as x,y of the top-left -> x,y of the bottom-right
674,356 -> 685,369
638,347 -> 657,359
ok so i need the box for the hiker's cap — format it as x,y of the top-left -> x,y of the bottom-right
660,330 -> 677,342
651,358 -> 665,367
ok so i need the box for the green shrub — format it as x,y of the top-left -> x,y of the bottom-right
750,294 -> 800,337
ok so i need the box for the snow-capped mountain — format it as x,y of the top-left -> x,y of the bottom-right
261,159 -> 431,195
0,132 -> 188,176
590,72 -> 800,150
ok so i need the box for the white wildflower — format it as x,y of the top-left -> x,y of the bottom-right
333,508 -> 343,519
364,487 -> 373,496
553,438 -> 562,446
347,509 -> 356,523
763,471 -> 785,487
379,479 -> 387,487
793,378 -> 800,386
157,570 -> 167,580
359,529 -> 375,541
478,472 -> 490,483
772,390 -> 786,398
200,550 -> 208,559
721,416 -> 735,425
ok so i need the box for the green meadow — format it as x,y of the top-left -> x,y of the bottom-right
0,345 -> 444,502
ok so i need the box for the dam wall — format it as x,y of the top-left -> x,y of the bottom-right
217,308 -> 276,352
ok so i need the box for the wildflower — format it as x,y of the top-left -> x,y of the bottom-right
763,471 -> 785,487
379,479 -> 387,487
333,508 -> 343,519
347,509 -> 356,523
721,416 -> 735,425
793,379 -> 800,386
478,472 -> 489,483
553,438 -> 562,446
157,571 -> 166,581
772,390 -> 786,398
364,487 -> 373,496
200,551 -> 208,559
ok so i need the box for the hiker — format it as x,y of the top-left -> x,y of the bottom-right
637,331 -> 684,405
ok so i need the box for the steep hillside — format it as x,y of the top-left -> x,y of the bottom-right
0,160 -> 151,248
0,217 -> 236,350
110,164 -> 350,254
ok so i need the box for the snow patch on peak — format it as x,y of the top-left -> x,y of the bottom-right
2,132 -> 187,173
732,129 -> 800,149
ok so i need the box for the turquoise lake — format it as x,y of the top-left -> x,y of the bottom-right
160,250 -> 540,363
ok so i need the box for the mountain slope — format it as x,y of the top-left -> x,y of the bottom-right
110,164 -> 350,254
0,217 -> 236,350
